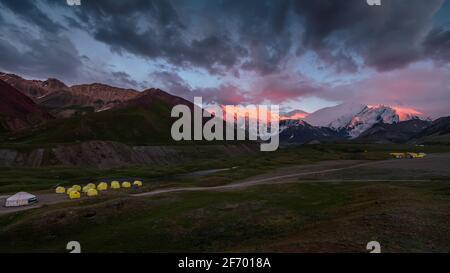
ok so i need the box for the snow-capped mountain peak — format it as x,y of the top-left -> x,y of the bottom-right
343,105 -> 400,138
305,103 -> 424,138
304,103 -> 366,128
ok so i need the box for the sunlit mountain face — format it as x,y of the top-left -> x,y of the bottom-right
368,105 -> 424,121
0,0 -> 449,118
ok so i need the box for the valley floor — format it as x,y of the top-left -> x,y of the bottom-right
0,151 -> 449,252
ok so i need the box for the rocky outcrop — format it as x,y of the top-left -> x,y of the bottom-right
0,141 -> 257,169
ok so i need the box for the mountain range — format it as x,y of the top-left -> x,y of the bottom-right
302,103 -> 426,138
0,72 -> 138,118
0,72 -> 449,146
278,103 -> 444,145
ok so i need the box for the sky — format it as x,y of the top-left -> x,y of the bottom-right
0,0 -> 449,117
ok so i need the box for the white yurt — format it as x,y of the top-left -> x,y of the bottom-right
5,192 -> 38,207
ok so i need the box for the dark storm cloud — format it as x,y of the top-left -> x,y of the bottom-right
110,71 -> 139,88
150,70 -> 324,106
293,0 -> 445,71
423,27 -> 450,64
1,0 -> 64,33
1,0 -> 449,103
61,0 -> 447,75
0,26 -> 82,81
48,0 -> 247,74
213,0 -> 294,74
44,0 -> 295,75
150,71 -> 192,97
149,70 -> 247,104
0,0 -> 84,82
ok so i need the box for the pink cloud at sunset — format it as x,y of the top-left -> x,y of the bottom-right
326,64 -> 450,118
280,111 -> 309,120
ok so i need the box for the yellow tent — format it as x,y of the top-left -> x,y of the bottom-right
87,183 -> 96,189
390,153 -> 405,159
133,180 -> 143,187
111,181 -> 121,189
97,182 -> 108,191
87,188 -> 98,197
407,152 -> 426,159
417,153 -> 426,158
72,185 -> 82,191
82,186 -> 91,193
66,187 -> 76,195
55,186 -> 66,194
69,191 -> 81,199
122,181 -> 131,188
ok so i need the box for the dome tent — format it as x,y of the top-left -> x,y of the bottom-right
97,182 -> 108,191
5,192 -> 37,207
72,185 -> 81,191
55,186 -> 66,194
67,187 -> 76,195
87,188 -> 98,197
82,186 -> 91,193
122,181 -> 131,188
69,191 -> 80,199
133,181 -> 143,187
111,181 -> 121,189
83,183 -> 96,193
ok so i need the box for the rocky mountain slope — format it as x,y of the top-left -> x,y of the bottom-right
0,79 -> 53,133
0,141 -> 256,169
356,119 -> 432,144
0,72 -> 139,117
279,119 -> 347,144
411,116 -> 450,145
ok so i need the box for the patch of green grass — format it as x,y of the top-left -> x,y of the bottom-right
1,181 -> 449,252
1,143 -> 449,194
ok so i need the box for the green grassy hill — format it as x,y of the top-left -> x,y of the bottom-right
10,89 -> 193,146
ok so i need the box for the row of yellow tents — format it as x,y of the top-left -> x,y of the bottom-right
390,152 -> 426,159
55,180 -> 143,199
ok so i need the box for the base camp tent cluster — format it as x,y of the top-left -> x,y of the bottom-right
390,152 -> 426,159
55,180 -> 143,199
3,180 -> 144,207
5,192 -> 38,207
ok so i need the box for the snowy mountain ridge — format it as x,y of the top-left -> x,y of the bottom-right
304,104 -> 424,138
335,105 -> 425,138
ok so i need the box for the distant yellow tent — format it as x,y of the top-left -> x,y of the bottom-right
72,185 -> 82,191
122,181 -> 131,188
82,186 -> 90,193
69,191 -> 81,199
66,187 -> 76,195
391,152 -> 426,159
87,183 -> 96,189
97,182 -> 108,191
87,188 -> 98,197
111,181 -> 121,189
133,180 -> 143,187
390,153 -> 405,159
55,186 -> 66,194
407,152 -> 426,159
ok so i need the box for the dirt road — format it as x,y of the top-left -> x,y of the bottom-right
1,154 -> 448,215
132,159 -> 422,197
